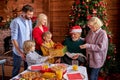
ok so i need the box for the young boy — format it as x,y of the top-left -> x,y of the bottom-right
41,31 -> 55,63
23,40 -> 51,66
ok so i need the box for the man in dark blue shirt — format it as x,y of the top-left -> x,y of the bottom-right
56,26 -> 86,65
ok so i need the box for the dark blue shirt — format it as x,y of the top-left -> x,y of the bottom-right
63,37 -> 85,54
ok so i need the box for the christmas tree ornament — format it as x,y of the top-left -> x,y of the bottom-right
92,9 -> 97,14
86,0 -> 90,3
75,0 -> 80,5
78,13 -> 80,17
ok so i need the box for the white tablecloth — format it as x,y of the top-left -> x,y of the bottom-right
64,66 -> 88,80
10,65 -> 88,80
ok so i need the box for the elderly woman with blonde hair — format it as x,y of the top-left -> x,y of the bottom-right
80,17 -> 108,80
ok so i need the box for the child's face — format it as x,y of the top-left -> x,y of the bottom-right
31,46 -> 35,51
44,34 -> 52,42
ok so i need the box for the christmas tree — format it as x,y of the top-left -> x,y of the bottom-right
69,0 -> 116,75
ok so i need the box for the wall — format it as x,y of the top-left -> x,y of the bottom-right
49,0 -> 74,42
0,0 -> 45,20
105,0 -> 119,44
0,29 -> 10,54
105,0 -> 120,55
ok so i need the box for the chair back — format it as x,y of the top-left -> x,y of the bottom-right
0,59 -> 6,64
0,59 -> 6,80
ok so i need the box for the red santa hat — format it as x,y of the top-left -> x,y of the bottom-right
70,25 -> 82,33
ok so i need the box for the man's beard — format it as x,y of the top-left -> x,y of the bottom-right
72,38 -> 78,41
25,15 -> 31,20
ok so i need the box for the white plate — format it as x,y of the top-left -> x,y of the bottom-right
66,66 -> 86,73
10,70 -> 28,80
28,63 -> 68,69
50,63 -> 68,67
63,71 -> 85,80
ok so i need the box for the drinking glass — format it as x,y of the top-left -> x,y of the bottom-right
72,60 -> 78,71
42,63 -> 49,70
55,69 -> 63,79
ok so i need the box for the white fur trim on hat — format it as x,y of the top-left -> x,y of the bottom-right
70,26 -> 82,33
70,29 -> 82,33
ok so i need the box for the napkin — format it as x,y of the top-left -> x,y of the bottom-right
31,65 -> 52,72
31,66 -> 43,70
67,73 -> 83,80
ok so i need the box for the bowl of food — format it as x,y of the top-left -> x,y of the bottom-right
20,71 -> 42,80
50,63 -> 68,74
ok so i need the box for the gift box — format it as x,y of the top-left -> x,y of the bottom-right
49,46 -> 67,57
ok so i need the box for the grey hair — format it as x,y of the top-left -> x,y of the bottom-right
87,17 -> 103,28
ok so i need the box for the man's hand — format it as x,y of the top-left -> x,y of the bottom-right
72,54 -> 79,59
12,40 -> 26,61
20,53 -> 26,61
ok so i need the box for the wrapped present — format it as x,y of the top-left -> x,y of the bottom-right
49,46 -> 67,57
41,42 -> 67,57
48,42 -> 67,57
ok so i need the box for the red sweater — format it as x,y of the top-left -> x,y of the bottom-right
32,25 -> 48,50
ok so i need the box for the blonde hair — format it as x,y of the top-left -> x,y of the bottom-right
42,31 -> 52,40
36,13 -> 48,26
23,40 -> 35,54
87,17 -> 103,29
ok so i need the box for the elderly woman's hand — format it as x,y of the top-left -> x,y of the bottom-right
80,44 -> 86,49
